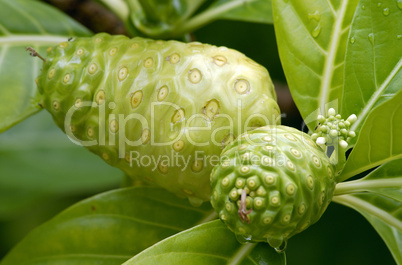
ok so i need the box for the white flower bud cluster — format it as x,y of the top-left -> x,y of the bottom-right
311,108 -> 357,150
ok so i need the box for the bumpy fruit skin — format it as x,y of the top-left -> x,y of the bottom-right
36,33 -> 280,205
210,125 -> 336,249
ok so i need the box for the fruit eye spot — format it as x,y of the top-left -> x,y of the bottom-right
225,202 -> 233,212
168,53 -> 180,64
131,90 -> 143,108
286,160 -> 295,171
263,217 -> 272,224
191,159 -> 203,172
48,69 -> 56,79
271,196 -> 280,205
262,136 -> 274,142
172,140 -> 185,152
143,57 -> 154,68
306,175 -> 314,189
87,127 -> 94,138
327,165 -> 333,178
88,63 -> 98,74
109,47 -> 118,56
172,108 -> 185,124
238,144 -> 248,151
235,178 -> 245,188
290,148 -> 301,158
234,79 -> 250,94
264,174 -> 275,185
188,68 -> 202,84
298,204 -> 306,215
141,128 -> 151,144
240,166 -> 250,174
74,98 -> 82,108
109,119 -> 119,133
63,74 -> 71,83
59,42 -> 68,48
118,67 -> 128,81
264,145 -> 274,151
95,90 -> 106,105
282,214 -> 291,223
213,55 -> 227,66
76,48 -> 85,56
262,156 -> 273,166
157,161 -> 168,174
102,152 -> 110,161
202,99 -> 220,120
254,198 -> 264,208
95,38 -> 102,43
157,86 -> 169,101
312,155 -> 321,167
286,184 -> 296,195
222,177 -> 230,187
319,192 -> 325,206
52,100 -> 60,110
131,43 -> 139,49
284,134 -> 297,141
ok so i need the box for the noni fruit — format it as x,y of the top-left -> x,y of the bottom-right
32,33 -> 280,206
210,125 -> 336,251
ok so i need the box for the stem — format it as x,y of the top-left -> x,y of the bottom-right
332,195 -> 402,230
334,178 -> 402,196
173,0 -> 254,36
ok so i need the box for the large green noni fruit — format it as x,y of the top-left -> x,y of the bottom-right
35,33 -> 280,206
210,125 -> 336,250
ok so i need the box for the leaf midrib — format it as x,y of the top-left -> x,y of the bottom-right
0,35 -> 68,45
319,0 -> 349,112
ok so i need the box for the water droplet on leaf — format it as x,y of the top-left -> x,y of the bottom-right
397,35 -> 402,40
312,24 -> 321,38
361,5 -> 366,10
235,233 -> 252,244
308,10 -> 321,21
368,33 -> 375,45
397,0 -> 402,9
383,8 -> 390,16
377,2 -> 382,7
350,37 -> 355,44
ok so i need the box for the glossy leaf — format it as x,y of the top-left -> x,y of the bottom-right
338,89 -> 402,182
126,0 -> 205,37
93,0 -> 130,22
1,187 -> 216,265
335,158 -> 402,201
124,220 -> 286,265
0,0 -> 91,133
203,0 -> 273,24
272,0 -> 359,131
333,193 -> 402,265
342,0 -> 402,144
0,111 -> 121,219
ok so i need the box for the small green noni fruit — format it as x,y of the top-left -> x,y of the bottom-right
34,33 -> 280,206
210,125 -> 336,250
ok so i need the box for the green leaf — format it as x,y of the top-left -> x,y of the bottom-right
1,187 -> 216,265
93,0 -> 130,22
0,112 -> 121,219
126,0 -> 206,37
272,0 -> 359,131
341,0 -> 402,143
203,0 -> 273,24
333,193 -> 402,265
335,158 -> 402,201
337,89 -> 402,182
0,0 -> 91,133
124,220 -> 286,265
